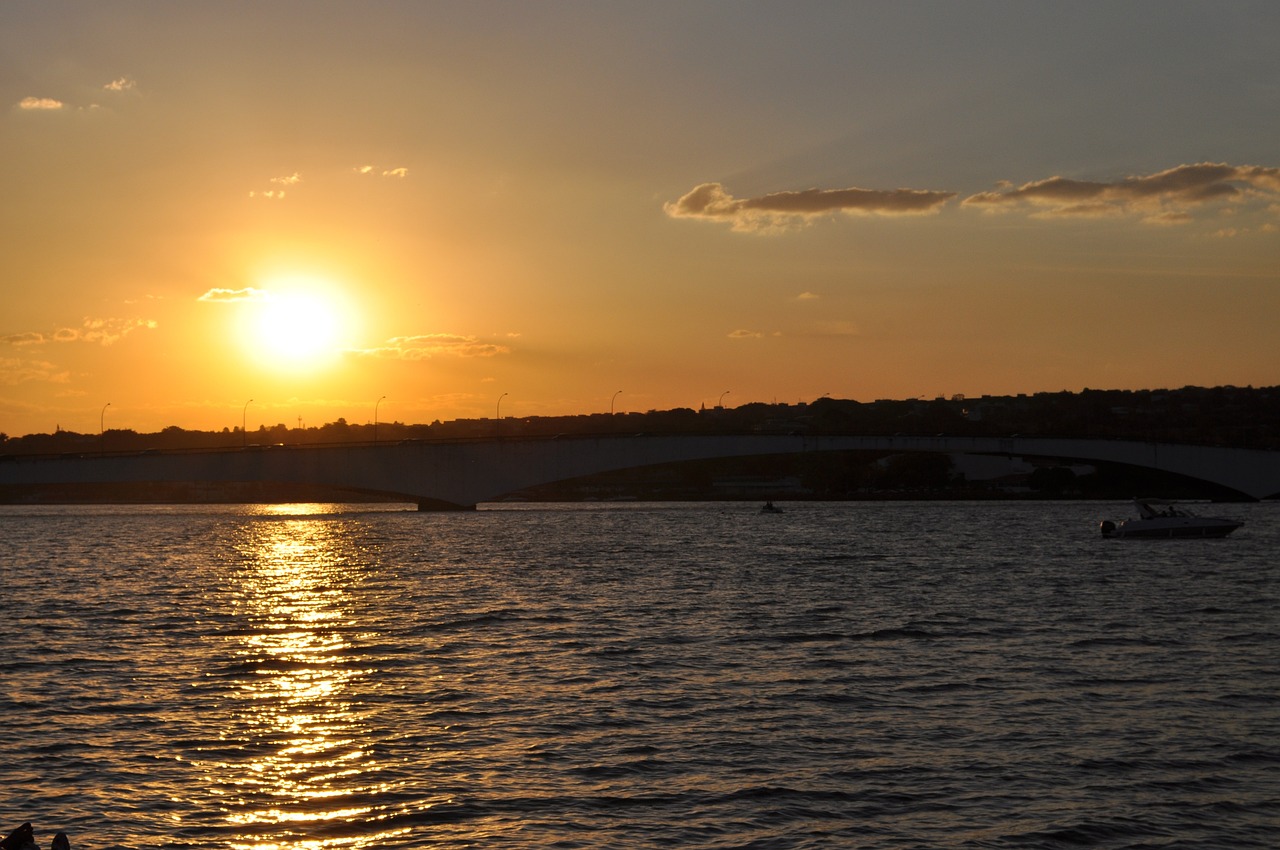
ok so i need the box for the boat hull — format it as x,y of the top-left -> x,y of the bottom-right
1101,519 -> 1242,539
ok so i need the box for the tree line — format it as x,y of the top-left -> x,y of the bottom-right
2,384 -> 1277,456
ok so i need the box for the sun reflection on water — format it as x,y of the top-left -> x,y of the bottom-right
198,505 -> 410,849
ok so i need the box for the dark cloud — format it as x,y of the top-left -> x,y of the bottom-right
963,162 -> 1280,221
666,163 -> 1280,232
665,182 -> 956,232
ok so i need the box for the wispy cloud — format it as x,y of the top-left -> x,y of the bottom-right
247,172 -> 301,199
245,165 -> 407,200
1,331 -> 47,346
808,320 -> 860,337
2,318 -> 156,347
354,164 -> 410,178
0,357 -> 70,385
16,78 -> 134,115
963,162 -> 1280,222
353,334 -> 511,360
797,292 -> 820,301
16,96 -> 64,111
665,182 -> 956,232
197,287 -> 270,303
74,317 -> 157,345
727,329 -> 766,339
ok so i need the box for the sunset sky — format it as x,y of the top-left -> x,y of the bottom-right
3,1 -> 1278,437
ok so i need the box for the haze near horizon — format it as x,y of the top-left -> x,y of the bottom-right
3,1 -> 1278,438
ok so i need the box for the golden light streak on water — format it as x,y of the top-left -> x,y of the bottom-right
225,828 -> 416,850
193,504 -> 408,848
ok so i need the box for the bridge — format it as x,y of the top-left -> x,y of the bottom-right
3,434 -> 1278,507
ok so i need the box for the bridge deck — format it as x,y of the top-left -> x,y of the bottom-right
3,435 -> 1277,505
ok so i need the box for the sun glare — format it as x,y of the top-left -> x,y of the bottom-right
238,278 -> 354,372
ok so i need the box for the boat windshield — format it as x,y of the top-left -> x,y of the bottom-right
1136,500 -> 1192,519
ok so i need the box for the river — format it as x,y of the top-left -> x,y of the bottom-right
2,500 -> 1277,849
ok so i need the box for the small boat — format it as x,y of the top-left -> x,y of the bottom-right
1100,498 -> 1242,539
760,501 -> 784,514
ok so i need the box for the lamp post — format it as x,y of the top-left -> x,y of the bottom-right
100,402 -> 111,449
611,390 -> 622,415
718,390 -> 730,409
496,392 -> 508,436
374,395 -> 386,442
242,398 -> 253,447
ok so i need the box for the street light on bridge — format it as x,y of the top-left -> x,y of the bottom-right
100,402 -> 111,449
611,390 -> 622,415
374,395 -> 387,442
242,398 -> 253,447
718,390 -> 730,409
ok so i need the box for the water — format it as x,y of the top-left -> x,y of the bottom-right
1,501 -> 1277,849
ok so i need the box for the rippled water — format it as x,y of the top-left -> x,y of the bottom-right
2,501 -> 1277,849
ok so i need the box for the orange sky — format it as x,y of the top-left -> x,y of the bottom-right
3,2 -> 1278,437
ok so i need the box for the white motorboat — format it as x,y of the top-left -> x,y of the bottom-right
1100,498 -> 1243,539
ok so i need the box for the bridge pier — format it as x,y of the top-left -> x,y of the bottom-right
417,498 -> 475,512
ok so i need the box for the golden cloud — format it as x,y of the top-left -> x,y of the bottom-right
75,317 -> 157,345
17,96 -> 64,111
354,334 -> 511,360
353,165 -> 409,178
197,287 -> 269,303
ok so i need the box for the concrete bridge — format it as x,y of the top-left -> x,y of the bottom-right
3,434 -> 1278,507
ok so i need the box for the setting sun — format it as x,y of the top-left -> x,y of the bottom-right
237,279 -> 355,373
